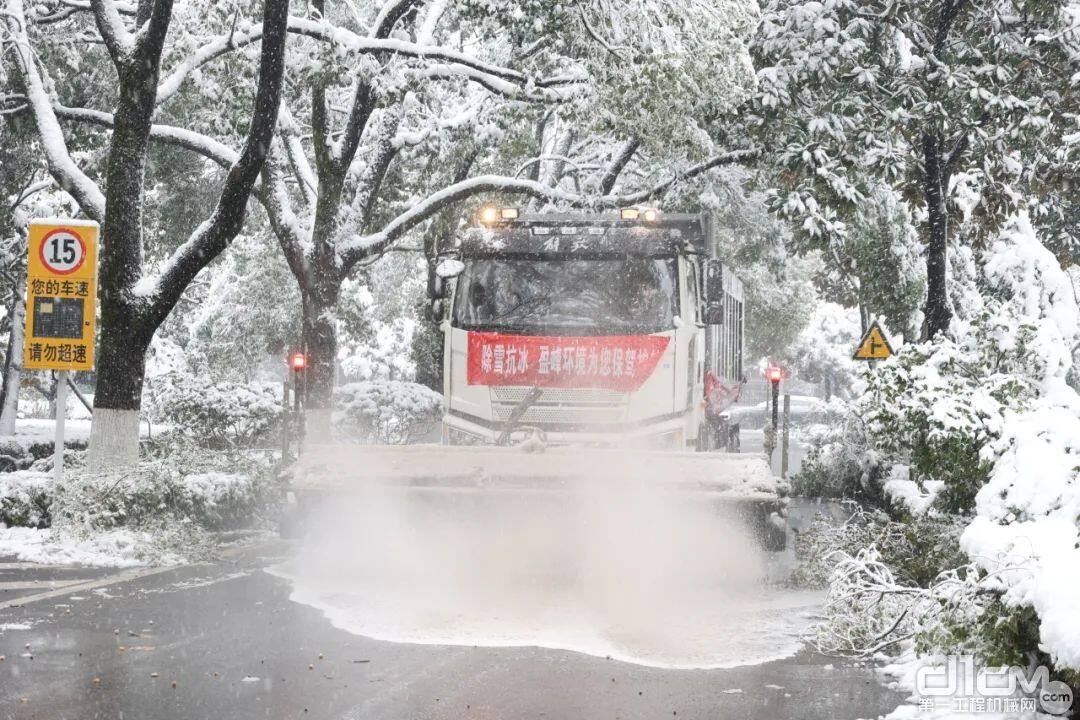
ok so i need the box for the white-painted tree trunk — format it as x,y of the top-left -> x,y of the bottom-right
88,408 -> 141,472
0,283 -> 26,436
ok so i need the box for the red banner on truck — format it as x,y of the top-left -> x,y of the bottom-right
467,331 -> 670,392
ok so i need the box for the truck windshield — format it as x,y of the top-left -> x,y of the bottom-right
453,257 -> 678,335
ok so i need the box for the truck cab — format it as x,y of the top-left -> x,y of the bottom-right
434,210 -> 744,449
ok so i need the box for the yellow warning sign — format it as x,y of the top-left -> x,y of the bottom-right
853,320 -> 894,361
23,219 -> 98,372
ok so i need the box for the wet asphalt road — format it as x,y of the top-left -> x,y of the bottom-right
0,539 -> 907,720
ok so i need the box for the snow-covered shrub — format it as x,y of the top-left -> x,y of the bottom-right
808,215 -> 1080,676
791,399 -> 888,505
794,509 -> 966,591
147,370 -> 283,448
0,437 -> 31,472
0,470 -> 53,527
860,332 -> 1035,514
960,388 -> 1080,672
333,381 -> 443,444
50,448 -> 279,533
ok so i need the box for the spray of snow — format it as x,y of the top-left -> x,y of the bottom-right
272,452 -> 815,670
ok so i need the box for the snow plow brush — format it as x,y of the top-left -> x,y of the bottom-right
281,444 -> 789,551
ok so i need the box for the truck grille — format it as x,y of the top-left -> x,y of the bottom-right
490,387 -> 629,425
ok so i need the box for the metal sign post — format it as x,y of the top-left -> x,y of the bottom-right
23,219 -> 99,483
53,371 -> 67,481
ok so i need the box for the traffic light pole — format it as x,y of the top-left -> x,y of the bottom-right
293,365 -> 305,453
771,377 -> 780,433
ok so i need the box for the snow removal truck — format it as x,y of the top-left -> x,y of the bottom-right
285,209 -> 788,550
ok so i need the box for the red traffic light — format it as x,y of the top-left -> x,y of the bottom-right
765,365 -> 783,383
290,352 -> 308,370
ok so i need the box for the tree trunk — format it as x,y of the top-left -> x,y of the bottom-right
84,0 -> 290,469
88,318 -> 151,471
0,277 -> 26,436
300,272 -> 342,435
922,131 -> 952,339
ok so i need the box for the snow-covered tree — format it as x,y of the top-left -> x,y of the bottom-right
2,0 -> 291,467
184,233 -> 302,384
789,302 -> 861,399
689,165 -> 821,363
106,0 -> 763,428
754,0 -> 1080,339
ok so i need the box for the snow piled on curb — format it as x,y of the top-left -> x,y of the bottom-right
0,526 -> 184,567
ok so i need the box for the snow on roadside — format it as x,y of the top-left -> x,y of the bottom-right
876,645 -> 1053,720
0,525 -> 185,568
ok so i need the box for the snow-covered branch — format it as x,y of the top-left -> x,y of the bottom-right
52,103 -> 238,162
418,63 -> 577,103
340,175 -> 579,262
4,0 -> 106,221
278,105 -> 318,207
285,17 -> 584,97
607,149 -> 760,204
370,0 -> 420,38
390,104 -> 479,150
597,138 -> 640,194
156,20 -> 265,105
88,0 -> 135,64
339,147 -> 761,264
348,106 -> 403,229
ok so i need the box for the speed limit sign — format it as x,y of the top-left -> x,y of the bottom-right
39,229 -> 88,275
24,219 -> 98,372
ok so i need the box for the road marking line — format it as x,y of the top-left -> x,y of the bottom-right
0,540 -> 278,611
0,562 -> 78,571
0,566 -> 178,611
0,580 -> 85,590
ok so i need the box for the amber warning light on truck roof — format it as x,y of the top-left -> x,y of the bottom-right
619,207 -> 660,222
479,205 -> 519,225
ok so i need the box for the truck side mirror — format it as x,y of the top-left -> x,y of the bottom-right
704,259 -> 725,325
427,255 -> 463,322
426,298 -> 446,323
